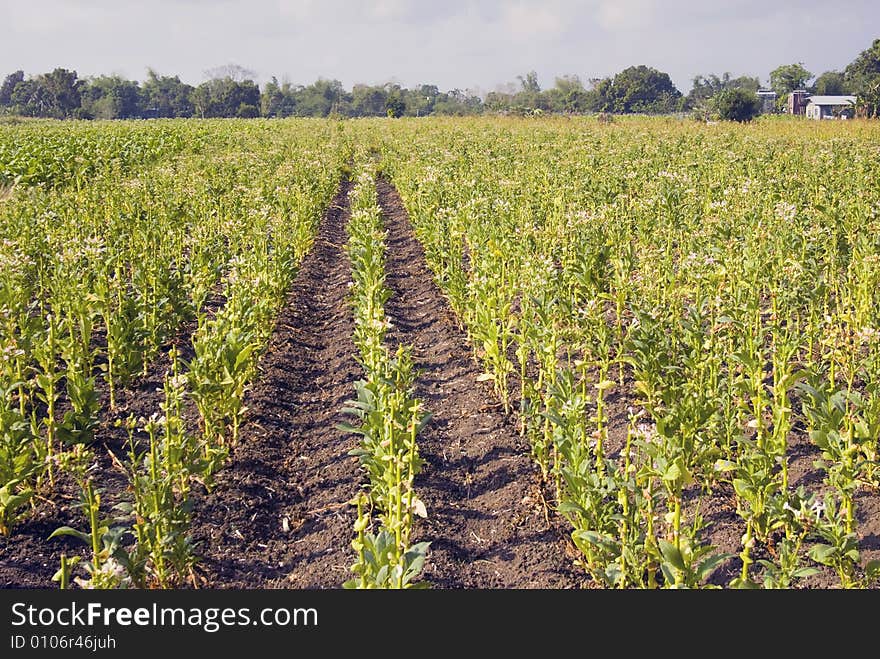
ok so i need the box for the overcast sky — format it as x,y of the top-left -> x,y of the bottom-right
1,1 -> 877,94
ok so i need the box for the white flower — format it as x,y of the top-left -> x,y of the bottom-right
169,373 -> 188,390
857,327 -> 878,343
1,344 -> 25,360
635,423 -> 657,443
141,413 -> 167,432
782,501 -> 804,520
774,201 -> 797,223
100,557 -> 127,580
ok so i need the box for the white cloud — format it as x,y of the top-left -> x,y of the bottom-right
0,0 -> 878,93
503,2 -> 565,39
369,0 -> 409,20
597,0 -> 658,31
276,0 -> 318,22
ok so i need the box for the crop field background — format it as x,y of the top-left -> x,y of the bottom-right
0,116 -> 878,589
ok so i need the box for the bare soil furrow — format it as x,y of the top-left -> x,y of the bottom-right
377,176 -> 585,589
189,180 -> 361,588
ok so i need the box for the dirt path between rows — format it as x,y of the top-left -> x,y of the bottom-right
377,177 -> 584,588
190,180 -> 361,588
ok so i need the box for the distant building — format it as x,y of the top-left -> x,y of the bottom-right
805,95 -> 857,119
757,89 -> 777,114
787,90 -> 810,115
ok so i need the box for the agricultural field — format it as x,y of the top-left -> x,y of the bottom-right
0,116 -> 878,589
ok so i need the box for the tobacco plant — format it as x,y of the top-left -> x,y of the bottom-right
341,162 -> 430,588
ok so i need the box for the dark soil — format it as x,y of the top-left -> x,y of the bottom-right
377,177 -> 585,588
188,180 -> 363,588
698,428 -> 880,589
4,174 -> 875,591
0,292 -> 226,589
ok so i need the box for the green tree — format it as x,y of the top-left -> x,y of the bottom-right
597,65 -> 682,114
513,71 -> 546,112
0,70 -> 24,108
82,76 -> 142,119
383,83 -> 406,117
686,72 -> 760,109
260,77 -> 297,117
812,70 -> 849,95
292,79 -> 347,117
236,103 -> 259,118
402,84 -> 439,116
518,71 -> 540,94
193,77 -> 260,117
351,84 -> 388,116
715,88 -> 762,122
5,69 -> 83,118
385,94 -> 405,117
9,78 -> 48,116
844,38 -> 880,117
769,62 -> 813,96
40,69 -> 83,118
483,86 -> 515,113
191,83 -> 214,117
545,75 -> 591,113
261,77 -> 283,117
141,70 -> 194,117
433,88 -> 482,115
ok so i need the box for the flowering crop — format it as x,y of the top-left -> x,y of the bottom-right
379,115 -> 880,588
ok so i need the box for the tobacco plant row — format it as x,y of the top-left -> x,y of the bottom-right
0,120 -> 348,587
4,116 -> 879,589
341,158 -> 430,589
379,116 -> 880,588
0,120 -> 188,190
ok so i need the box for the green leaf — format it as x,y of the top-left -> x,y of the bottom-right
404,549 -> 428,580
233,344 -> 255,371
574,530 -> 618,553
604,563 -> 623,587
696,553 -> 732,580
730,576 -> 760,589
810,430 -> 830,450
51,556 -> 81,582
4,491 -> 33,510
808,543 -> 837,566
48,526 -> 91,544
713,459 -> 737,473
732,478 -> 754,501
558,501 -> 587,517
658,540 -> 686,572
792,567 -> 821,579
662,462 -> 681,484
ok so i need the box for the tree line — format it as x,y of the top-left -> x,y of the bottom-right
1,38 -> 878,121
0,68 -> 485,120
